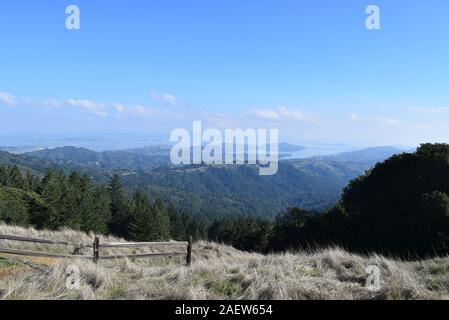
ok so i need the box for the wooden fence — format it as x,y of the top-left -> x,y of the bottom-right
0,234 -> 192,265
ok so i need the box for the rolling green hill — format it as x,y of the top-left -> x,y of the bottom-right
26,146 -> 171,172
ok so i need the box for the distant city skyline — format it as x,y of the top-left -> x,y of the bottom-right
1,0 -> 449,146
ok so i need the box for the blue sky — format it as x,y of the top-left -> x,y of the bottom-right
1,0 -> 449,146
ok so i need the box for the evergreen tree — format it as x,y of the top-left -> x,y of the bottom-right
208,217 -> 237,245
108,175 -> 132,238
129,191 -> 155,241
0,187 -> 29,225
62,171 -> 83,229
77,174 -> 96,232
169,210 -> 186,241
24,171 -> 40,192
0,165 -> 10,186
153,198 -> 171,240
9,165 -> 24,189
271,207 -> 314,251
87,185 -> 111,234
38,167 -> 64,229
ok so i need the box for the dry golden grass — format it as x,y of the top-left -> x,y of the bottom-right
0,223 -> 449,300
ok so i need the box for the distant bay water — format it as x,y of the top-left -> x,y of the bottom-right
1,134 -> 369,158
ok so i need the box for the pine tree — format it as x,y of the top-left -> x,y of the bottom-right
87,185 -> 111,234
37,167 -> 64,229
76,174 -> 96,232
9,165 -> 24,189
153,198 -> 171,240
108,175 -> 132,238
24,171 -> 40,192
0,165 -> 10,187
168,210 -> 186,241
129,191 -> 155,241
62,171 -> 83,229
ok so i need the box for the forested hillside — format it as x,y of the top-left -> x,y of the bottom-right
0,164 -> 207,242
18,146 -> 406,218
26,146 -> 172,172
0,151 -> 55,175
120,160 -> 366,219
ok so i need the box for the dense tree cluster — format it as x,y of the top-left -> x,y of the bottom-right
208,216 -> 272,253
0,165 -> 205,241
269,144 -> 449,258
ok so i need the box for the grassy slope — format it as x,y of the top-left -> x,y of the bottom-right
0,224 -> 448,300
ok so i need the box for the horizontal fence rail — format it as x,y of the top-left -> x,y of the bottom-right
0,234 -> 90,247
100,252 -> 187,260
99,241 -> 189,248
0,234 -> 193,265
0,247 -> 92,259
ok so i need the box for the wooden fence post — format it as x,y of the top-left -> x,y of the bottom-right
186,235 -> 192,266
93,237 -> 99,264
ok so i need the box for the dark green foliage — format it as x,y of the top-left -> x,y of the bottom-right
8,165 -> 24,189
0,151 -> 56,175
168,210 -> 187,241
209,216 -> 272,253
24,171 -> 40,192
153,199 -> 171,241
6,146 -> 401,221
271,208 -> 317,251
38,167 -> 65,229
87,186 -> 111,234
0,164 -> 30,190
0,187 -> 40,226
108,175 -> 132,238
120,160 -> 363,221
338,143 -> 449,256
0,165 -> 186,243
269,144 -> 449,258
129,191 -> 156,241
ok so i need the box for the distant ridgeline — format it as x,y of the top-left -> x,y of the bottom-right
4,143 -> 447,258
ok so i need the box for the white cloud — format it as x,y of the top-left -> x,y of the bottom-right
200,111 -> 237,128
276,105 -> 305,121
349,113 -> 402,127
114,103 -> 126,113
0,92 -> 18,105
67,99 -> 107,117
245,105 -> 317,124
111,101 -> 186,121
374,117 -> 402,126
40,98 -> 64,108
150,91 -> 180,107
3,90 -> 447,146
134,105 -> 156,116
252,108 -> 280,120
